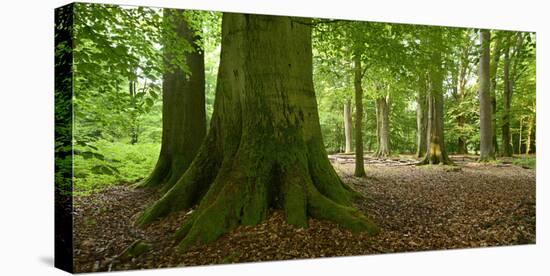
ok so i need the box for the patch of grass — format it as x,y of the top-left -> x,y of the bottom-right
84,217 -> 97,226
74,141 -> 160,195
512,156 -> 536,169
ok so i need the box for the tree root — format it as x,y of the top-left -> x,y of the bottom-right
135,142 -> 221,226
417,152 -> 455,166
165,156 -> 378,252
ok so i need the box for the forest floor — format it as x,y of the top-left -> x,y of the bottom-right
73,154 -> 536,272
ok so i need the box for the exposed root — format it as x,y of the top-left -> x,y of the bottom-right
135,157 -> 170,189
135,143 -> 221,226
175,157 -> 270,251
306,180 -> 379,235
374,150 -> 390,159
417,150 -> 455,166
307,147 -> 354,205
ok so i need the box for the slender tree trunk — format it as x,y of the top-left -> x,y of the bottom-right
501,42 -> 514,157
490,35 -> 501,155
526,114 -> 534,155
336,121 -> 343,153
375,94 -> 390,158
129,80 -> 139,145
518,117 -> 523,154
344,98 -> 353,153
456,117 -> 467,154
375,98 -> 381,153
138,9 -> 206,190
353,49 -> 366,177
479,30 -> 495,161
419,34 -> 452,165
367,135 -> 373,152
137,14 -> 377,251
416,74 -> 428,158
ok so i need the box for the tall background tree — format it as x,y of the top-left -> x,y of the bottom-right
352,46 -> 367,176
139,9 -> 206,190
418,29 -> 453,165
343,98 -> 353,153
415,73 -> 428,157
489,33 -> 502,154
479,30 -> 495,161
499,32 -> 534,157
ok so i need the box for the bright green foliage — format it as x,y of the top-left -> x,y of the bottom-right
314,21 -> 535,157
72,4 -> 166,191
512,156 -> 536,169
73,141 -> 160,194
498,32 -> 536,154
313,21 -> 429,154
71,4 -> 221,193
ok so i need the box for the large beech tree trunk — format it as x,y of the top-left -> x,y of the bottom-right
375,94 -> 390,158
344,98 -> 353,153
479,30 -> 495,161
138,10 -> 206,190
419,38 -> 452,165
136,14 -> 378,251
416,74 -> 428,158
353,49 -> 366,177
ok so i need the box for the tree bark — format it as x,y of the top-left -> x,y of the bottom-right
490,34 -> 501,155
136,14 -> 377,251
375,94 -> 390,158
479,30 -> 495,161
416,74 -> 428,158
419,33 -> 452,165
138,9 -> 207,190
344,98 -> 353,153
353,49 -> 366,177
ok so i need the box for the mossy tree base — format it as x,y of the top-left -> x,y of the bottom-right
167,145 -> 378,251
136,13 -> 378,251
417,151 -> 454,165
